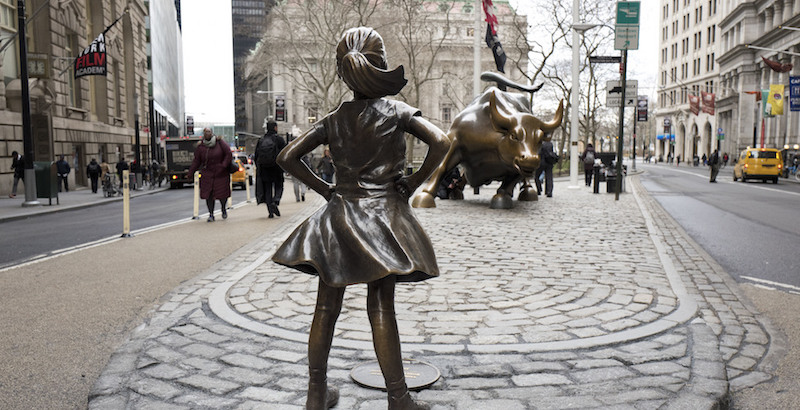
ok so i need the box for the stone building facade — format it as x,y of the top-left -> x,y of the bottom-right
240,0 -> 528,163
656,0 -> 800,163
1,0 -> 182,196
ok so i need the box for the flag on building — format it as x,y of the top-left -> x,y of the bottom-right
482,0 -> 505,73
701,91 -> 715,115
762,89 -> 774,117
688,94 -> 700,115
767,84 -> 785,115
762,56 -> 793,73
482,0 -> 499,35
74,33 -> 107,78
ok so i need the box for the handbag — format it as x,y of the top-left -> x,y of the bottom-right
228,160 -> 239,174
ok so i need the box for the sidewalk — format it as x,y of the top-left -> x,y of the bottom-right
0,184 -> 167,223
70,175 -> 783,408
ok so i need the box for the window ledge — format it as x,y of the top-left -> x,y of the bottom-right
66,106 -> 89,120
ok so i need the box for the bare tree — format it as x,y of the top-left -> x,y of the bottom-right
514,0 -> 617,157
251,0 -> 382,115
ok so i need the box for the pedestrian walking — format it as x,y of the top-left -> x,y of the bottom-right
316,148 -> 335,183
254,121 -> 287,218
56,155 -> 71,192
579,143 -> 597,187
9,150 -> 24,198
534,140 -> 558,197
709,149 -> 721,182
187,127 -> 233,222
292,155 -> 311,201
272,27 -> 448,410
86,158 -> 101,193
150,160 -> 162,188
701,153 -> 707,166
116,157 -> 128,189
722,152 -> 729,167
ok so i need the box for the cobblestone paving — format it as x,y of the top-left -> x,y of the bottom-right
89,176 -> 784,409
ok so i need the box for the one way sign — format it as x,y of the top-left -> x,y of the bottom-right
606,80 -> 637,107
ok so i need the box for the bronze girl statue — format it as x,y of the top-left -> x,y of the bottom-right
272,27 -> 448,410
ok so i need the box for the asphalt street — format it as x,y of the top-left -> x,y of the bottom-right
638,162 -> 800,289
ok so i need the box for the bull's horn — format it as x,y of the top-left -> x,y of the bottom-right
541,100 -> 564,133
489,90 -> 514,131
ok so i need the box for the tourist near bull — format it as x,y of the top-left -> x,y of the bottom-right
412,73 -> 563,209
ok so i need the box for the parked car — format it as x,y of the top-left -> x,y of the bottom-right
733,148 -> 783,184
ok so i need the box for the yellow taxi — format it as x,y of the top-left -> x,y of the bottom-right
733,148 -> 783,184
230,158 -> 248,189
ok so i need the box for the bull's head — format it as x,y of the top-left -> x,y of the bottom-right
489,92 -> 563,177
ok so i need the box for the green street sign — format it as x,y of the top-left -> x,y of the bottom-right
616,2 -> 641,25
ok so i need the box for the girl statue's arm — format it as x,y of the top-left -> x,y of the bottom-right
277,127 -> 334,201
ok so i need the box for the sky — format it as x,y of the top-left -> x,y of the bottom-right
181,0 -> 235,124
178,0 -> 659,125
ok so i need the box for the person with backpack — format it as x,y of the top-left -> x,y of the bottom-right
254,121 -> 287,218
580,143 -> 597,187
86,158 -> 101,193
534,140 -> 558,198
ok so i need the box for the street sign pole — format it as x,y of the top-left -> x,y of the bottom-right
632,101 -> 636,171
616,50 -> 627,200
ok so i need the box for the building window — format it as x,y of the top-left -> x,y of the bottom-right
307,105 -> 318,123
66,32 -> 81,108
0,0 -> 15,31
441,105 -> 452,124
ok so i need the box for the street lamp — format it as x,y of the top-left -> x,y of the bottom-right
568,19 -> 599,189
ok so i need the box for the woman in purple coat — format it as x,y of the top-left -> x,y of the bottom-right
188,128 -> 233,222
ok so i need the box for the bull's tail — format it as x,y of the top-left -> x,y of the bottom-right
480,72 -> 543,94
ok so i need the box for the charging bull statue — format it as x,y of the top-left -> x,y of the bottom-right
412,75 -> 563,209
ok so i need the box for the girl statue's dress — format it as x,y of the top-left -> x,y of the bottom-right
273,98 -> 438,286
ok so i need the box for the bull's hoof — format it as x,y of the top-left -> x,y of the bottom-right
518,187 -> 538,201
490,193 -> 513,209
411,192 -> 436,208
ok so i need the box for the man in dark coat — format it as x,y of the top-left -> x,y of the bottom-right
534,140 -> 557,197
9,151 -> 24,198
709,149 -> 721,183
254,121 -> 287,218
86,158 -> 101,193
56,155 -> 71,192
116,158 -> 129,189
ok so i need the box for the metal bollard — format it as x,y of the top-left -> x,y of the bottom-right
245,166 -> 252,202
192,171 -> 200,219
593,165 -> 600,194
121,170 -> 132,237
228,178 -> 233,209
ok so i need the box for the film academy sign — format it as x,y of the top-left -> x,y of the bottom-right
74,33 -> 107,78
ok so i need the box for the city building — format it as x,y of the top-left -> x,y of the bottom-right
239,0 -> 528,161
656,0 -> 722,163
657,0 -> 800,163
716,0 -> 800,158
1,0 -> 183,195
231,0 -> 273,134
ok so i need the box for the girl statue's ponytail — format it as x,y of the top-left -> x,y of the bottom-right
336,27 -> 407,98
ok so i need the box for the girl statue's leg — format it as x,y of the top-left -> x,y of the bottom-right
306,279 -> 345,410
367,276 -> 430,410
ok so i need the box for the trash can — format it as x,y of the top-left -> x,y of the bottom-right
606,163 -> 627,193
34,161 -> 59,205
